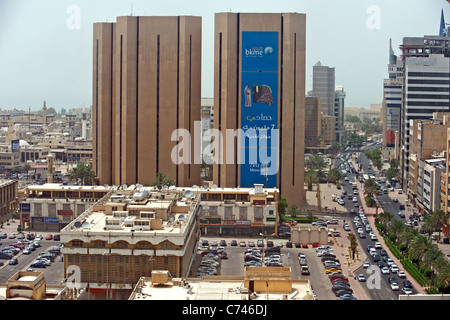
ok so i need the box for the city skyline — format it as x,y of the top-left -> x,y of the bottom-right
0,0 -> 446,111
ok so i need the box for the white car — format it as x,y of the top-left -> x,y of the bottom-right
381,266 -> 390,274
391,265 -> 399,273
375,242 -> 382,249
398,270 -> 406,278
390,282 -> 399,291
402,287 -> 413,295
363,261 -> 370,269
386,258 -> 394,266
338,199 -> 345,205
358,274 -> 366,282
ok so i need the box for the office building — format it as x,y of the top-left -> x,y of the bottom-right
0,179 -> 18,218
382,39 -> 403,149
304,97 -> 322,149
311,61 -> 335,117
334,85 -> 346,145
92,16 -> 202,187
212,12 -> 306,208
400,54 -> 450,189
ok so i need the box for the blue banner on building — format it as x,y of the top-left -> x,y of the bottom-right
20,202 -> 30,213
240,31 -> 279,188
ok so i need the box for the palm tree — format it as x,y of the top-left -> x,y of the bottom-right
69,163 -> 97,185
431,210 -> 448,242
389,219 -> 405,244
437,263 -> 450,288
363,178 -> 380,198
409,235 -> 433,263
347,233 -> 358,260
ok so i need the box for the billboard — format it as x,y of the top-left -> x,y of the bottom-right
11,139 -> 20,152
240,31 -> 278,188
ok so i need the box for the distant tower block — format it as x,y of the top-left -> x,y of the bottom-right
47,154 -> 54,183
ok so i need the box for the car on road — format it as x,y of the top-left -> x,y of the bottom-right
363,261 -> 370,268
403,280 -> 413,288
391,265 -> 399,273
30,261 -> 47,268
301,266 -> 310,275
358,274 -> 366,282
9,258 -> 18,265
381,266 -> 390,274
339,294 -> 357,300
398,271 -> 406,278
375,242 -> 382,249
390,282 -> 400,291
22,249 -> 32,255
402,287 -> 413,295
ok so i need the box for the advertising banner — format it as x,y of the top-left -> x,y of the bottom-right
240,31 -> 279,188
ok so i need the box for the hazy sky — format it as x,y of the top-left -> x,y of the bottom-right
0,0 -> 447,111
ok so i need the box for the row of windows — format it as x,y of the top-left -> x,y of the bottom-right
408,86 -> 450,92
406,101 -> 450,107
69,239 -> 175,250
408,79 -> 449,85
408,72 -> 450,77
407,94 -> 450,100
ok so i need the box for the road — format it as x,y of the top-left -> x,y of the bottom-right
334,144 -> 418,299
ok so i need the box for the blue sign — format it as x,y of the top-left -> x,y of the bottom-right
242,31 -> 278,72
44,217 -> 60,224
240,31 -> 279,188
20,202 -> 30,213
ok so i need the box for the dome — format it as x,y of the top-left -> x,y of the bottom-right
19,140 -> 30,147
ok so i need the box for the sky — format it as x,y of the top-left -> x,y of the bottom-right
0,0 -> 447,112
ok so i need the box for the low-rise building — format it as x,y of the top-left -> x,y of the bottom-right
60,187 -> 201,300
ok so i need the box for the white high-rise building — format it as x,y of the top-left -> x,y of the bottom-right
402,54 -> 450,189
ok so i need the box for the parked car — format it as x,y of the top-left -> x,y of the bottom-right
30,261 -> 47,268
230,240 -> 238,246
17,233 -> 25,239
45,234 -> 53,240
53,234 -> 61,241
0,233 -> 7,239
8,233 -> 16,239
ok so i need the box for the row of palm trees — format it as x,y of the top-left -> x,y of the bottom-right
376,210 -> 450,292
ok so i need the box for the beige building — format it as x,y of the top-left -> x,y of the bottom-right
92,16 -> 202,187
321,113 -> 336,144
0,179 -> 18,218
129,267 -> 314,300
212,12 -> 306,208
305,97 -> 322,148
60,187 -> 201,300
407,114 -> 450,210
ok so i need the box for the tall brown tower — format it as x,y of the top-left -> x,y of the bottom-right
213,13 -> 306,207
92,16 -> 202,187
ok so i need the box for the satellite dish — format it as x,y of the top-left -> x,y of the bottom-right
178,214 -> 185,221
184,190 -> 193,198
212,184 -> 217,189
74,221 -> 82,228
82,221 -> 90,229
168,214 -> 175,222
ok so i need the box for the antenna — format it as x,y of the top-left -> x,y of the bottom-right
130,3 -> 133,16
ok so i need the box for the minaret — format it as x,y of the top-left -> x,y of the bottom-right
43,100 -> 47,125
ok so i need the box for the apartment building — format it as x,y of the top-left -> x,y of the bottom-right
0,179 -> 18,218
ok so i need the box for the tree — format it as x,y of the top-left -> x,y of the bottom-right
363,178 -> 380,198
288,205 -> 299,218
409,235 -> 432,263
69,163 -> 97,185
327,168 -> 343,184
278,198 -> 288,221
152,172 -> 174,187
347,233 -> 358,260
431,210 -> 449,242
305,154 -> 326,171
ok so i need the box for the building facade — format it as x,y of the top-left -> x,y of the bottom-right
0,179 -> 18,218
212,12 -> 306,208
92,16 -> 202,187
311,61 -> 335,117
401,55 -> 450,190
